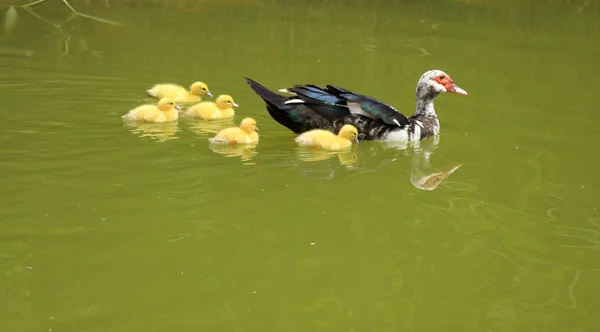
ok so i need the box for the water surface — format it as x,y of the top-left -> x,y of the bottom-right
1,0 -> 599,331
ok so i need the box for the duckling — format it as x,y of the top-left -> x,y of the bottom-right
209,117 -> 259,144
147,81 -> 212,103
122,97 -> 180,123
184,95 -> 238,120
295,124 -> 359,150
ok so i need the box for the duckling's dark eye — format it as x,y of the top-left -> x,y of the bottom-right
439,75 -> 445,80
226,101 -> 231,103
202,88 -> 206,90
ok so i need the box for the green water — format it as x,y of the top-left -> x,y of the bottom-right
1,0 -> 599,331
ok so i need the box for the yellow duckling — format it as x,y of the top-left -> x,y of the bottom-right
184,95 -> 239,120
295,124 -> 359,150
122,97 -> 180,123
147,81 -> 212,103
209,117 -> 259,144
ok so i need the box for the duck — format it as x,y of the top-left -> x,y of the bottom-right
244,70 -> 467,142
209,117 -> 259,144
295,124 -> 359,150
147,81 -> 212,103
183,95 -> 239,120
122,97 -> 180,123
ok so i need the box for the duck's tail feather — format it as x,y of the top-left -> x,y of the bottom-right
245,77 -> 287,109
245,77 -> 334,134
244,77 -> 297,131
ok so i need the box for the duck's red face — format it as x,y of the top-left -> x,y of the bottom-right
433,74 -> 468,96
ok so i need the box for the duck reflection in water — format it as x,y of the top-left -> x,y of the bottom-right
295,137 -> 462,188
410,147 -> 462,191
307,135 -> 461,189
124,121 -> 181,142
208,143 -> 258,163
401,137 -> 463,191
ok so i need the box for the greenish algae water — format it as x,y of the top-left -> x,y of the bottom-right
1,0 -> 599,331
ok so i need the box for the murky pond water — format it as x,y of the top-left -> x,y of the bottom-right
1,0 -> 599,331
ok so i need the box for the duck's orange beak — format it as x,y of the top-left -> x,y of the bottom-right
446,83 -> 468,96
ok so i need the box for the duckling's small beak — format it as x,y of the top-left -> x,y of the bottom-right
354,138 -> 359,144
254,126 -> 259,132
206,91 -> 213,97
233,102 -> 239,108
175,104 -> 182,110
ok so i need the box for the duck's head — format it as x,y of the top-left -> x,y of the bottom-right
216,95 -> 239,109
157,97 -> 181,111
338,124 -> 359,143
416,70 -> 467,99
240,117 -> 259,133
190,81 -> 212,97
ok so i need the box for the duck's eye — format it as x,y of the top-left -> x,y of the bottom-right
439,75 -> 445,80
202,88 -> 206,90
226,101 -> 231,103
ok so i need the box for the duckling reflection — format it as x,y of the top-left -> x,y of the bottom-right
124,121 -> 181,142
410,148 -> 462,191
187,118 -> 234,136
208,143 -> 258,163
295,148 -> 358,166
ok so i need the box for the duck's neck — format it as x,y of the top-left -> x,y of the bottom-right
414,98 -> 436,117
413,85 -> 440,117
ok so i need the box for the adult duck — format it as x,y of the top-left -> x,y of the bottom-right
244,70 -> 467,141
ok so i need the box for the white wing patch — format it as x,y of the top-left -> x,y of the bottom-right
284,99 -> 305,105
